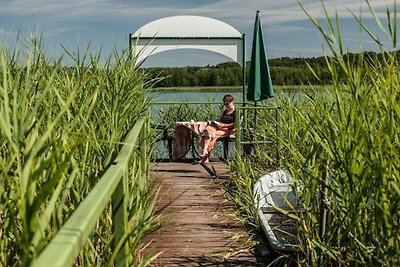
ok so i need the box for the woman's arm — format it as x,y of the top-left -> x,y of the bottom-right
217,122 -> 234,130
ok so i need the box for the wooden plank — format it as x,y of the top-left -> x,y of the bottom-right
145,161 -> 270,266
149,257 -> 262,267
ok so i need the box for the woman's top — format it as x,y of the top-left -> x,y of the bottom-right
220,109 -> 235,124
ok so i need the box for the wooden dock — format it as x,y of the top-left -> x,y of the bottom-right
144,159 -> 269,266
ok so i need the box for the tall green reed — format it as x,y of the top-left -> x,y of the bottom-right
226,1 -> 398,265
152,100 -> 222,127
0,35 -> 160,266
225,153 -> 265,228
275,1 -> 400,265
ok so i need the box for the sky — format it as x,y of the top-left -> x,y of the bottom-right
0,0 -> 398,67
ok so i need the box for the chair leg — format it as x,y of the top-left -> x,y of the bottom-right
223,139 -> 229,159
167,138 -> 173,161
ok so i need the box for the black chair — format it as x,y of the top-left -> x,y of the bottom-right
217,135 -> 236,160
152,124 -> 173,161
217,126 -> 255,160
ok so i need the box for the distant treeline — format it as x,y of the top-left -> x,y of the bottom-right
143,51 -> 399,87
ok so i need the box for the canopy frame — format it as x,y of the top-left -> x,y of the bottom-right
130,16 -> 246,102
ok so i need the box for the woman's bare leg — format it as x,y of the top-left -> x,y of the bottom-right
201,138 -> 211,156
199,129 -> 212,157
196,136 -> 210,163
202,154 -> 209,163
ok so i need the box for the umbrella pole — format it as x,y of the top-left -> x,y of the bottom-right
242,33 -> 247,135
254,100 -> 257,138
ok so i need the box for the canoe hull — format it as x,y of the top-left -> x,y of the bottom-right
254,170 -> 299,251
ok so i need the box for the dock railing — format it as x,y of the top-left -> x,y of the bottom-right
32,112 -> 149,267
234,105 -> 280,165
150,102 -> 280,163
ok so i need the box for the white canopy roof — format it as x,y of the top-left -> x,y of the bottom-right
133,15 -> 241,38
131,15 -> 244,66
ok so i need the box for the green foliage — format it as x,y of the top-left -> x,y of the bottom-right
0,35 -> 159,266
143,50 -> 400,88
225,1 -> 399,266
143,61 -> 243,87
152,101 -> 222,128
276,1 -> 400,265
225,154 -> 263,228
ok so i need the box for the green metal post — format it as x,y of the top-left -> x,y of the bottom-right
242,33 -> 246,104
129,33 -> 132,60
242,33 -> 248,129
235,108 -> 241,158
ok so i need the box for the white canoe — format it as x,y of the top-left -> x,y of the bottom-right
254,170 -> 300,251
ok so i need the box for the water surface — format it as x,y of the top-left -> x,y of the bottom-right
147,90 -> 243,103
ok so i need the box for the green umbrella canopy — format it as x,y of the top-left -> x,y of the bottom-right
247,11 -> 274,101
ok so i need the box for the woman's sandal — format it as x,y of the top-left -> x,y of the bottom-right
196,153 -> 209,164
199,153 -> 207,158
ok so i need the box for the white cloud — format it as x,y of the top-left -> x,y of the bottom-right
0,27 -> 13,37
0,0 -> 396,62
0,0 -> 394,24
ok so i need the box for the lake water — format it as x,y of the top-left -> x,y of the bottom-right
145,90 -> 293,121
146,89 -> 307,104
147,90 -> 243,103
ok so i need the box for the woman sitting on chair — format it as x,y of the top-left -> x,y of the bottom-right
197,94 -> 236,163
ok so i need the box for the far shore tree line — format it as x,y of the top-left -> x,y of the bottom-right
143,51 -> 399,87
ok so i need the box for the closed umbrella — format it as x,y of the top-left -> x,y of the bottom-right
247,11 -> 274,102
246,11 -> 274,142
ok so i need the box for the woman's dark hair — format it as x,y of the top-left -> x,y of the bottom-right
223,94 -> 234,103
